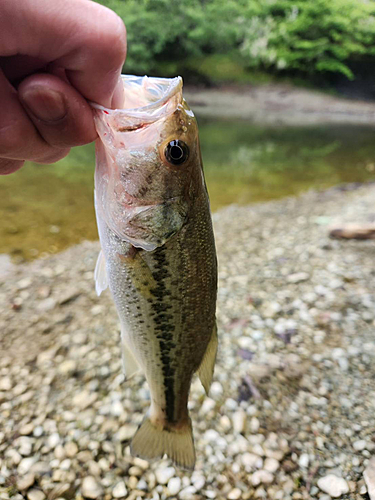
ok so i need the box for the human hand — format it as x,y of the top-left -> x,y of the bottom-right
0,0 -> 126,174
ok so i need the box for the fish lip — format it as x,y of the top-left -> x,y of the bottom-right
90,75 -> 183,124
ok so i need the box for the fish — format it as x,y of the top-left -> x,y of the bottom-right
91,75 -> 217,470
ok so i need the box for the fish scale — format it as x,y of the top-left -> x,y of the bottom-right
92,75 -> 217,469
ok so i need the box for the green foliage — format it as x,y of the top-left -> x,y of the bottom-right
95,0 -> 375,82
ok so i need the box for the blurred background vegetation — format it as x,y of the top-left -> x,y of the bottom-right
96,0 -> 375,94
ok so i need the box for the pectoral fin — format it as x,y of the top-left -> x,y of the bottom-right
94,250 -> 108,296
198,323 -> 218,395
121,324 -> 142,379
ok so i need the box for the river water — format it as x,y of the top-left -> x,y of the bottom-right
1,119 -> 375,261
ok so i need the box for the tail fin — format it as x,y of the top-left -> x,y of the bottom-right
130,417 -> 195,470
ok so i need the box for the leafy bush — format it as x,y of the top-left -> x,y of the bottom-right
95,0 -> 375,82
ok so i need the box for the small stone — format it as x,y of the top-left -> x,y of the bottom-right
112,481 -> 127,498
155,466 -> 175,485
210,381 -> 223,398
232,409 -> 246,433
17,473 -> 35,491
18,277 -> 32,289
58,288 -> 80,305
167,477 -> 181,496
250,417 -> 260,433
263,458 -> 279,473
251,470 -> 274,486
364,457 -> 375,500
27,489 -> 46,500
298,453 -> 309,468
353,439 -> 367,451
48,433 -> 60,449
127,476 -> 138,489
33,426 -> 43,438
317,474 -> 349,498
241,452 -> 263,471
81,476 -> 103,499
0,377 -> 12,391
227,488 -> 242,499
179,486 -> 197,499
36,298 -> 56,312
19,423 -> 34,436
65,441 -> 78,457
18,457 -> 37,475
200,398 -> 216,414
192,475 -> 205,491
116,425 -> 137,441
58,360 -> 77,375
287,272 -> 309,284
72,391 -> 97,410
137,479 -> 148,491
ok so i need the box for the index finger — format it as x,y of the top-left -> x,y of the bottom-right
0,0 -> 127,107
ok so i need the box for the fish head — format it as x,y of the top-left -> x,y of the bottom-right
93,76 -> 203,251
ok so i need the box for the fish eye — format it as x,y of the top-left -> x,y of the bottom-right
164,140 -> 189,165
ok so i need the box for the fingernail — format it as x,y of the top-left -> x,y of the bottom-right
22,88 -> 67,122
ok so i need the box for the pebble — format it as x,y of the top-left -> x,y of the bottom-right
155,466 -> 175,485
18,457 -> 37,475
0,377 -> 12,391
298,453 -> 309,468
232,410 -> 246,433
353,439 -> 367,451
17,473 -> 35,491
264,458 -> 279,473
227,488 -> 242,499
167,477 -> 181,496
19,423 -> 34,436
58,360 -> 77,375
112,481 -> 128,498
179,486 -> 197,499
65,441 -> 78,457
117,424 -> 137,441
251,470 -> 274,486
26,490 -> 46,500
317,474 -> 349,498
81,476 -> 104,499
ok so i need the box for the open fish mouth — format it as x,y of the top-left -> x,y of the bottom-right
91,75 -> 183,129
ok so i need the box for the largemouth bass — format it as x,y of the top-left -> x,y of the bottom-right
92,75 -> 217,469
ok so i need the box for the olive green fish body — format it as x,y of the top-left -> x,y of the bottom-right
93,75 -> 217,469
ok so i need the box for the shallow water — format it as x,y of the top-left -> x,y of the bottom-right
1,120 -> 375,261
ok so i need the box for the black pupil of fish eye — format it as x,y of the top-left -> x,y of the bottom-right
170,145 -> 183,160
165,140 -> 189,165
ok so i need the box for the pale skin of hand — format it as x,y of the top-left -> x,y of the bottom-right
0,0 -> 127,174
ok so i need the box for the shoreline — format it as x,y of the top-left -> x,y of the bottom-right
185,83 -> 375,125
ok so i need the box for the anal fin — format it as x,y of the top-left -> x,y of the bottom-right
198,323 -> 218,395
121,325 -> 142,379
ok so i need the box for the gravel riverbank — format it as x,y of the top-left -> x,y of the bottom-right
1,183 -> 375,499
